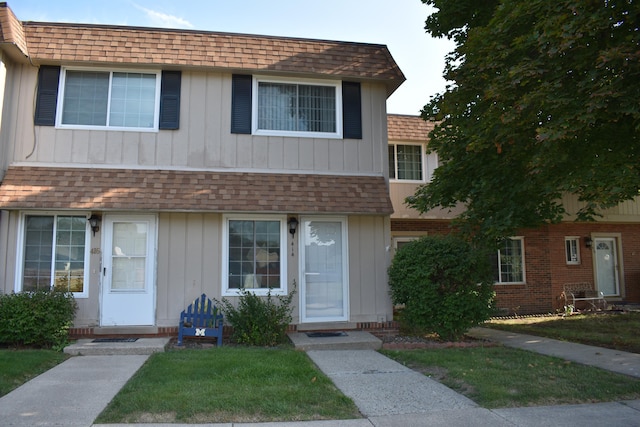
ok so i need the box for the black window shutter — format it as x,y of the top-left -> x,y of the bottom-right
231,74 -> 252,134
159,70 -> 181,130
34,66 -> 61,126
342,81 -> 362,139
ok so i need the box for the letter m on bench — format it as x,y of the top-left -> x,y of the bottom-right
178,294 -> 224,346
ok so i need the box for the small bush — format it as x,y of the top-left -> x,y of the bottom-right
216,285 -> 296,346
388,235 -> 495,341
0,290 -> 77,350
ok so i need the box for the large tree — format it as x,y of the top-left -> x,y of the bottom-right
410,0 -> 640,240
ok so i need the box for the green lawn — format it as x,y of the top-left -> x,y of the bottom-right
382,346 -> 640,408
486,312 -> 640,354
0,350 -> 68,396
96,347 -> 361,424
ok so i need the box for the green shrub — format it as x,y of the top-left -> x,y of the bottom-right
216,285 -> 296,346
388,235 -> 495,341
0,290 -> 77,350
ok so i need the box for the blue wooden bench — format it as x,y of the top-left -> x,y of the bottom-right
177,294 -> 224,347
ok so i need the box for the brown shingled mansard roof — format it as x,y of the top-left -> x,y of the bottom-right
0,3 -> 405,95
0,167 -> 394,215
387,114 -> 435,142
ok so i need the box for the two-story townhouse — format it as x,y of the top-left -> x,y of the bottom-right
388,114 -> 640,315
0,3 -> 405,336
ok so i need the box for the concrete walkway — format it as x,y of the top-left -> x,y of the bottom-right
1,329 -> 639,426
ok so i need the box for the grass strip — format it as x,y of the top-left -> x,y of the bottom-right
0,349 -> 68,396
382,346 -> 640,408
96,347 -> 360,423
486,312 -> 640,354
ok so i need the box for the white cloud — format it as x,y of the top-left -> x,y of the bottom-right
134,4 -> 194,29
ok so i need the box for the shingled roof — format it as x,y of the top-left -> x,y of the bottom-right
387,114 -> 435,142
0,167 -> 393,215
0,3 -> 405,95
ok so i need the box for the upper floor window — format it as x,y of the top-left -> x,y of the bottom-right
58,68 -> 161,130
491,237 -> 525,284
389,144 -> 423,181
35,66 -> 180,131
17,213 -> 90,298
252,77 -> 342,138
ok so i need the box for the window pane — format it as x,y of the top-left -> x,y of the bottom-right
62,71 -> 109,125
396,145 -> 423,180
54,217 -> 86,293
228,220 -> 281,289
23,216 -> 54,291
258,82 -> 335,133
500,239 -> 524,283
388,146 -> 397,179
110,73 -> 157,128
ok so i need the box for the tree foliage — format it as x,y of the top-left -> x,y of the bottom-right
411,0 -> 640,239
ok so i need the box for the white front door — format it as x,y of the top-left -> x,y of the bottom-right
300,218 -> 348,323
101,215 -> 157,326
594,237 -> 620,297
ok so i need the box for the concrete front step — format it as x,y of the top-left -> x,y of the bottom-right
288,331 -> 382,351
64,337 -> 170,356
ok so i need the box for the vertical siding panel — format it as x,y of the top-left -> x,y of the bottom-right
156,131 -> 173,165
235,134 -> 253,168
252,136 -> 269,168
171,73 -> 190,167
105,132 -> 123,164
267,136 -> 284,170
205,72 -> 223,167
138,132 -> 156,166
88,130 -> 106,163
167,213 -> 188,319
298,138 -> 314,170
184,214 -> 205,297
202,214 -> 221,296
187,73 -> 206,168
53,129 -> 73,163
328,139 -> 345,172
71,130 -> 89,163
34,127 -> 55,162
122,132 -> 139,165
348,216 -> 363,318
283,138 -> 299,170
156,213 -> 171,326
313,139 -> 329,170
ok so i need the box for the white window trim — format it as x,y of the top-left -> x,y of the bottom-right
389,142 -> 428,183
495,236 -> 526,285
221,214 -> 288,296
15,211 -> 91,298
56,66 -> 161,132
565,236 -> 581,265
251,75 -> 343,139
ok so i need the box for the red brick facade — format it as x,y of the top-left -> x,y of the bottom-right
391,219 -> 640,315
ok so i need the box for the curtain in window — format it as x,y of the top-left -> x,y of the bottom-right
499,239 -> 524,283
258,82 -> 335,133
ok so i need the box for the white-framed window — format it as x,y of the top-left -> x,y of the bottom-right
492,237 -> 525,284
388,144 -> 438,182
392,236 -> 419,254
252,76 -> 342,138
221,215 -> 287,296
57,67 -> 161,131
565,237 -> 581,265
16,213 -> 91,298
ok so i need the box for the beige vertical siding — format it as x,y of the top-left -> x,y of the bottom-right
12,69 -> 389,177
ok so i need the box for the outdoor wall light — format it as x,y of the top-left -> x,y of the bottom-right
288,217 -> 299,257
88,214 -> 101,236
584,236 -> 593,248
288,217 -> 299,236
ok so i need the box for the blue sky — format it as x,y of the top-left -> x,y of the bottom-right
10,0 -> 454,115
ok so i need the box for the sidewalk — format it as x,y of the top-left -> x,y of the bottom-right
0,330 -> 639,426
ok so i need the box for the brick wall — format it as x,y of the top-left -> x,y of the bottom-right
391,219 -> 640,315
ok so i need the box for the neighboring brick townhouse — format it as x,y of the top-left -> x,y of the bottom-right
388,114 -> 640,315
0,2 -> 405,335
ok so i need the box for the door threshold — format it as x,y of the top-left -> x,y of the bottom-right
94,326 -> 158,335
296,322 -> 356,332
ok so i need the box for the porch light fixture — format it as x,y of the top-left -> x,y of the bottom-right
584,236 -> 592,248
288,217 -> 299,257
288,217 -> 299,236
88,214 -> 101,236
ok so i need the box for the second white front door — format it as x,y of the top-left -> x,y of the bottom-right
101,215 -> 157,326
300,218 -> 348,323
